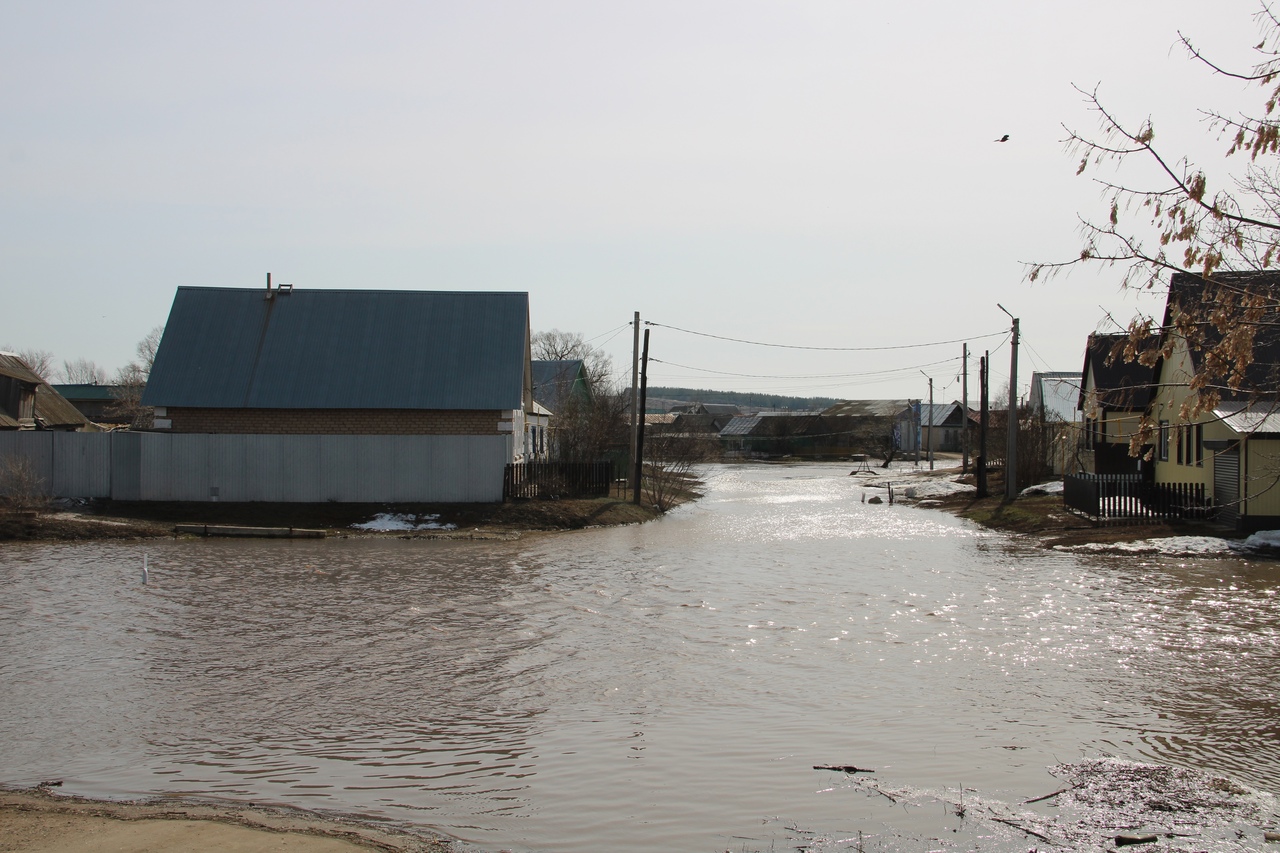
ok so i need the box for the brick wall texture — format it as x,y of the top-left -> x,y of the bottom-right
166,408 -> 509,435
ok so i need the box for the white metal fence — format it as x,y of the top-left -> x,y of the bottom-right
0,432 -> 508,503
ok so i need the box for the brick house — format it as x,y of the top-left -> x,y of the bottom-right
142,285 -> 540,463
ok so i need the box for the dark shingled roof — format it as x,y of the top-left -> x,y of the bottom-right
1080,333 -> 1154,412
1161,271 -> 1280,401
143,288 -> 531,410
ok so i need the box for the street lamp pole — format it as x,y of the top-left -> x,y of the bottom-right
920,370 -> 934,471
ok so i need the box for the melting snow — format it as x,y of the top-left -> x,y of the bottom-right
352,513 -> 456,532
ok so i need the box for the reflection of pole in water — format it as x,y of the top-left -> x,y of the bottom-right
142,554 -> 149,585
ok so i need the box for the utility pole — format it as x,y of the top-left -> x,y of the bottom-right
961,343 -> 969,474
633,327 -> 650,505
630,312 -> 640,477
921,371 -> 934,471
998,304 -> 1019,500
977,353 -> 989,498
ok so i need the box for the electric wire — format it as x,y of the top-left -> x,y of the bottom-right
644,321 -> 1008,352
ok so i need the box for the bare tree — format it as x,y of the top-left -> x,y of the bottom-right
109,325 -> 164,429
0,455 -> 51,514
1,347 -> 57,382
1030,8 -> 1280,422
62,358 -> 108,385
135,325 -> 163,376
551,387 -> 630,464
532,328 -> 615,391
532,329 -> 628,463
642,431 -> 715,512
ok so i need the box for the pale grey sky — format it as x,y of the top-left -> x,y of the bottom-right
1,0 -> 1268,401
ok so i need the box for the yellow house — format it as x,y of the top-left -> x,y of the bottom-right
1148,271 -> 1280,533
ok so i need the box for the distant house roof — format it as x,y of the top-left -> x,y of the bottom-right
143,288 -> 531,410
1080,334 -> 1154,412
0,354 -> 92,429
531,359 -> 590,412
821,399 -> 912,418
54,383 -> 121,403
1030,372 -> 1083,422
920,402 -> 963,427
719,415 -> 762,436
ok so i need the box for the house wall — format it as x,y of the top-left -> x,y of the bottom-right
1241,438 -> 1280,523
1148,338 -> 1214,489
161,407 -> 510,436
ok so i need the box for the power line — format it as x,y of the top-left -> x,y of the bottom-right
647,355 -> 958,381
645,321 -> 1008,352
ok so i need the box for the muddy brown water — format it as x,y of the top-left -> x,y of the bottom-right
2,463 -> 1278,852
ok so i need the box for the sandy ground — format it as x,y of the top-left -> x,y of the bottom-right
0,790 -> 450,853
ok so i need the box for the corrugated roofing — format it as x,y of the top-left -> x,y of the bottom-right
1081,334 -> 1154,412
54,384 -> 121,402
919,402 -> 961,427
143,288 -> 530,410
1214,402 -> 1280,435
719,415 -> 763,436
821,399 -> 912,418
1031,372 -> 1083,422
0,353 -> 92,429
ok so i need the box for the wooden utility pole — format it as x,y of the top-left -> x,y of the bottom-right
632,327 -> 650,504
977,353 -> 989,498
998,305 -> 1020,500
962,343 -> 969,474
630,312 -> 640,476
921,372 -> 934,471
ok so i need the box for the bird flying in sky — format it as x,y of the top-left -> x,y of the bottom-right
994,134 -> 1010,142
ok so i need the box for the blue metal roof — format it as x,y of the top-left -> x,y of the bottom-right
143,288 -> 530,410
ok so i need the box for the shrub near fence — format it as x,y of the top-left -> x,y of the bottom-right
504,461 -> 614,500
1063,473 -> 1210,524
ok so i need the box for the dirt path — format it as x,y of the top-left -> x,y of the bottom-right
0,789 -> 449,852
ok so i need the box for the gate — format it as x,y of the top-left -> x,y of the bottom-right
1213,447 -> 1240,531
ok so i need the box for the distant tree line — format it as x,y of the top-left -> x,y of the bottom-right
646,387 -> 840,412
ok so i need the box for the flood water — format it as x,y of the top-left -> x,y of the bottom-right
2,463 -> 1278,852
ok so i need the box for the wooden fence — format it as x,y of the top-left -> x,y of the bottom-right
504,461 -> 614,500
1063,473 -> 1211,524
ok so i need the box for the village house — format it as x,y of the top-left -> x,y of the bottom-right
52,383 -> 133,425
130,284 -> 541,501
1077,334 -> 1154,475
820,399 -> 920,456
919,402 -> 967,453
1142,271 -> 1280,532
1028,371 -> 1084,475
0,354 -> 92,431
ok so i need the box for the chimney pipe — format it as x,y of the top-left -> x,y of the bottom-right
267,272 -> 272,291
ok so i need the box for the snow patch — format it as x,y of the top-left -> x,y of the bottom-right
1057,535 -> 1234,556
1020,480 -> 1064,496
352,513 -> 456,532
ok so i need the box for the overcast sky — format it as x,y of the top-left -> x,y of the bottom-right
2,1 -> 1270,402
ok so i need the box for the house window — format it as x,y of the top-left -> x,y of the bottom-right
1099,411 -> 1107,445
1159,420 -> 1170,461
1194,423 -> 1203,466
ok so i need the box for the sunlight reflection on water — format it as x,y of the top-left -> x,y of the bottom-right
2,463 -> 1278,853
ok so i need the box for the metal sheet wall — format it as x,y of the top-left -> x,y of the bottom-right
0,432 -> 507,502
